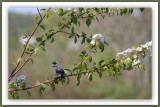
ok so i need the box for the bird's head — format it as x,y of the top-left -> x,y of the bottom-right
52,61 -> 57,66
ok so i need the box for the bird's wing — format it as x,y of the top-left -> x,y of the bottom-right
56,64 -> 64,73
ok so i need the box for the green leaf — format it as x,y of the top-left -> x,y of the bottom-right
23,35 -> 27,39
81,50 -> 86,54
40,9 -> 46,11
41,42 -> 45,47
58,22 -> 62,27
124,58 -> 132,67
96,17 -> 99,22
36,80 -> 40,85
13,92 -> 19,99
99,60 -> 104,66
76,79 -> 80,86
17,58 -> 22,63
72,67 -> 79,72
101,13 -> 105,19
132,46 -> 136,50
88,54 -> 92,63
96,41 -> 99,48
94,8 -> 100,13
27,91 -> 31,97
106,69 -> 112,76
86,38 -> 91,43
99,42 -> 104,52
86,17 -> 91,27
115,63 -> 120,69
81,36 -> 86,44
76,71 -> 81,86
40,46 -> 46,52
58,8 -> 63,16
74,36 -> 77,43
41,84 -> 46,91
33,14 -> 38,20
98,72 -> 102,78
140,8 -> 144,12
51,38 -> 54,43
36,37 -> 42,42
139,63 -> 145,70
54,77 -> 59,84
77,71 -> 82,79
87,73 -> 92,81
123,8 -> 127,14
82,62 -> 87,70
101,61 -> 106,67
120,9 -> 123,16
39,88 -> 42,96
50,82 -> 55,92
71,15 -> 78,25
129,8 -> 133,14
39,25 -> 45,30
46,12 -> 49,18
21,83 -> 26,89
105,8 -> 109,13
35,47 -> 40,56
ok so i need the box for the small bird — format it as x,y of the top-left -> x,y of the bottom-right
52,61 -> 65,80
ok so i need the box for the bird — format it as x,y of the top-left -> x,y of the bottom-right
52,61 -> 65,80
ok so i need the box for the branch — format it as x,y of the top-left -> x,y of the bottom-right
8,48 -> 149,92
37,7 -> 42,19
8,8 -> 51,81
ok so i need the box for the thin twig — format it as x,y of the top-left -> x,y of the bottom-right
37,7 -> 42,19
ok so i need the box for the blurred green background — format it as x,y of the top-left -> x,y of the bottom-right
8,8 -> 152,99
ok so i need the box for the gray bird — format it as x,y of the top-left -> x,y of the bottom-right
52,61 -> 65,80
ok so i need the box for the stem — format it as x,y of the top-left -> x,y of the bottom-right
37,7 -> 42,19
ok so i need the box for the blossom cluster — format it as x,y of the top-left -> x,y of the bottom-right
116,41 -> 152,67
90,34 -> 106,45
116,41 -> 152,58
13,75 -> 26,86
137,41 -> 152,51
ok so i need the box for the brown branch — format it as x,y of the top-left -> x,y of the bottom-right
37,7 -> 42,19
9,8 -> 51,80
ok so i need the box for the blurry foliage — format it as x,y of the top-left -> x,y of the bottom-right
8,8 -> 151,99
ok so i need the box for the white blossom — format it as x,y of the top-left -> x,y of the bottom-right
53,8 -> 58,12
67,8 -> 72,10
67,8 -> 77,12
132,59 -> 141,66
90,40 -> 96,45
133,55 -> 137,59
92,34 -> 102,40
136,47 -> 142,51
116,48 -> 135,58
90,34 -> 107,46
